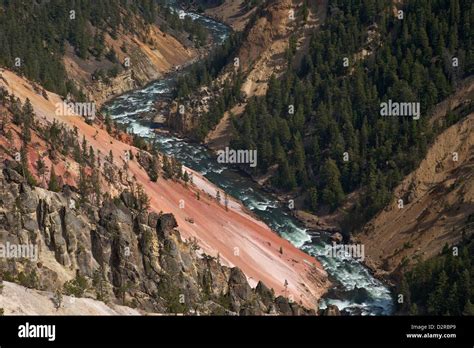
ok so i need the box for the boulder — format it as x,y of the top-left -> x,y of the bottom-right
255,281 -> 274,307
320,304 -> 340,316
3,167 -> 24,184
156,214 -> 177,239
147,212 -> 160,228
228,267 -> 253,312
120,191 -> 136,209
274,296 -> 292,315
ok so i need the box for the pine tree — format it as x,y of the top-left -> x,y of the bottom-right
183,171 -> 189,186
91,168 -> 101,205
399,276 -> 411,313
21,113 -> 32,145
277,156 -> 297,190
89,146 -> 95,167
81,136 -> 88,159
458,269 -> 471,310
11,99 -> 22,126
19,145 -> 36,186
0,110 -> 8,134
48,166 -> 60,192
136,184 -> 150,212
53,289 -> 63,311
36,156 -> 46,183
427,271 -> 448,315
463,300 -> 474,316
320,158 -> 345,210
105,114 -> 113,134
307,187 -> 318,212
446,282 -> 460,315
149,155 -> 159,182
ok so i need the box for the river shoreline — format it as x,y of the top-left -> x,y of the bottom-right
99,0 -> 232,109
103,5 -> 394,315
104,64 -> 395,314
158,124 -> 345,235
136,119 -> 396,314
155,113 -> 397,300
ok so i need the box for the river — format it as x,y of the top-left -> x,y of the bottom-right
103,3 -> 394,315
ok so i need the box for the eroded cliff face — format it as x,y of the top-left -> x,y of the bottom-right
64,17 -> 196,107
237,0 -> 302,96
0,163 -> 316,315
0,68 -> 330,315
167,0 -> 327,147
357,112 -> 474,278
204,0 -> 257,32
1,68 -> 329,310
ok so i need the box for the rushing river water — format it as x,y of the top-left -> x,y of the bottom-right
104,4 -> 394,315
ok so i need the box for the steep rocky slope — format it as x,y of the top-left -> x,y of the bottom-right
64,16 -> 197,107
206,0 -> 326,97
168,0 -> 327,148
0,167 -> 314,315
0,0 -> 199,108
64,25 -> 197,106
204,0 -> 257,32
357,112 -> 474,278
0,68 -> 330,313
237,0 -> 325,98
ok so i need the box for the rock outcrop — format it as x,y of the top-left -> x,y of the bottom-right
0,162 -> 316,315
357,113 -> 474,277
0,68 -> 330,314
